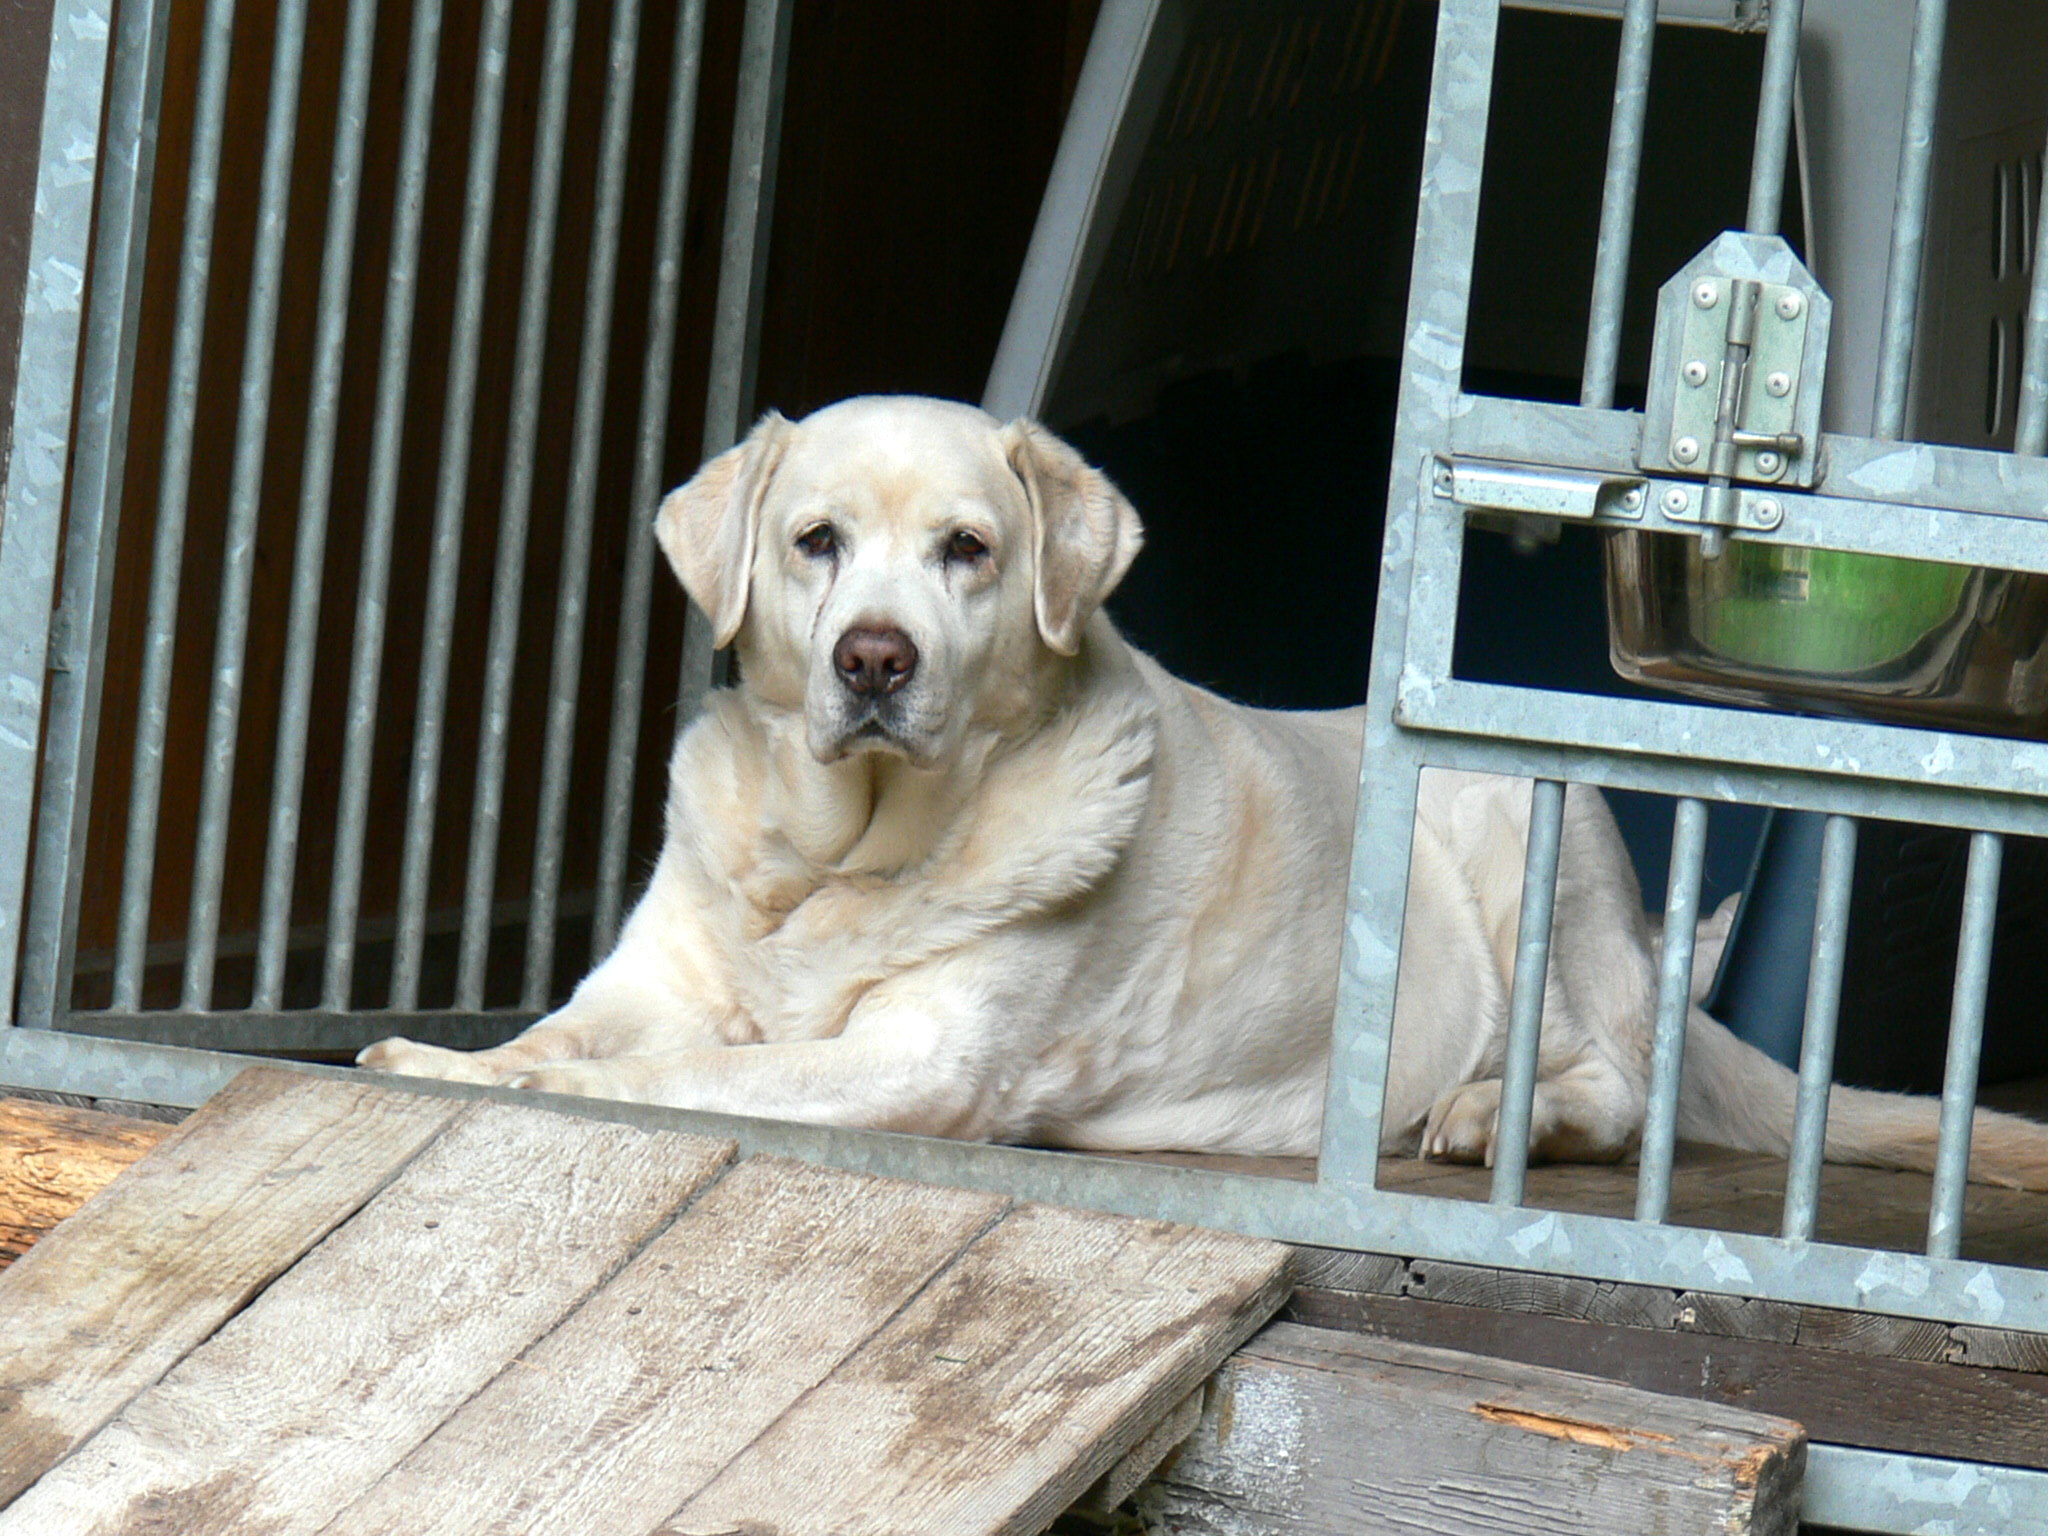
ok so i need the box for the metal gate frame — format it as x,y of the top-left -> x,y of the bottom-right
6,0 -> 2048,1527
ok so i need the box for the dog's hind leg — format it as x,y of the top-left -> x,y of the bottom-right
1420,1055 -> 1641,1168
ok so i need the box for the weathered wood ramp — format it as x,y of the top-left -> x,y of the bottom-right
0,1067 -> 1289,1536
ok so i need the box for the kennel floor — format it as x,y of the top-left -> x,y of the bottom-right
1112,1076 -> 2048,1272
0,1068 -> 1288,1536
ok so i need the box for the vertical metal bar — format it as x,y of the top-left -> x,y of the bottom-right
1490,777 -> 1566,1207
1871,0 -> 1949,441
322,0 -> 445,1011
679,0 -> 793,719
1319,0 -> 1501,1191
1743,0 -> 1804,237
181,0 -> 311,1010
2014,121 -> 2048,457
1634,796 -> 1705,1224
453,0 -> 581,1012
593,0 -> 709,959
1927,830 -> 2002,1262
1579,0 -> 1657,411
388,0 -> 516,1010
252,0 -> 381,1011
1782,812 -> 1857,1241
109,0 -> 239,1011
16,0 -> 177,1028
521,0 -> 644,1009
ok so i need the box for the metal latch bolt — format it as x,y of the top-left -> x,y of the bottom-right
1641,233 -> 1831,556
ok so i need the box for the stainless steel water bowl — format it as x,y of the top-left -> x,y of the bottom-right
1604,530 -> 2048,736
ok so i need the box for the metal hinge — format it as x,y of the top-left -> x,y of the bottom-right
1641,232 -> 1831,552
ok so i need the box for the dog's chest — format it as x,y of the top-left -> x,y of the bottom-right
720,870 -> 912,1043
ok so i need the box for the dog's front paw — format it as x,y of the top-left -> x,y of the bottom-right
356,1036 -> 502,1085
1422,1079 -> 1502,1166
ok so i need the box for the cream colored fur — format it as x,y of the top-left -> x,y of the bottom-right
360,396 -> 2048,1188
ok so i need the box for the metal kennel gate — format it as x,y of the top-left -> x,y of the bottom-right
6,0 -> 2048,1526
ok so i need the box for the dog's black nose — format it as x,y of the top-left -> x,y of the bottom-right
834,627 -> 918,696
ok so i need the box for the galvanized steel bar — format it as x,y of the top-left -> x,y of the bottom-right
1871,0 -> 1949,440
1782,812 -> 1857,1241
1579,0 -> 1657,410
1634,795 -> 1705,1224
680,0 -> 793,718
323,0 -> 446,1011
1317,0 -> 1501,1193
1742,0 -> 1803,236
1489,777 -> 1566,1207
1926,829 -> 2002,1261
594,0 -> 710,958
252,0 -> 381,1011
390,0 -> 517,1010
110,0 -> 238,1012
182,0 -> 311,1010
16,0 -> 176,1028
522,0 -> 645,1008
2016,132 -> 2048,457
454,0 -> 581,1011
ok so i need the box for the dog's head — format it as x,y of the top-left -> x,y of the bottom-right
657,395 -> 1143,766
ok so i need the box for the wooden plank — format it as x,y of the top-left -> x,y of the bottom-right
0,1097 -> 174,1268
1133,1322 -> 1804,1536
661,1202 -> 1292,1536
320,1156 -> 1006,1536
0,1101 -> 735,1536
1290,1287 -> 2048,1472
0,1067 -> 460,1505
1400,1256 -> 1683,1330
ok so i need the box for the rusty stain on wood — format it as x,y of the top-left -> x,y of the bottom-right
1470,1401 -> 1671,1451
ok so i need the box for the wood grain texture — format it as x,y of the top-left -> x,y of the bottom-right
1135,1322 -> 1804,1536
1291,1286 -> 2048,1472
319,1156 -> 1005,1536
0,1097 -> 174,1268
0,1068 -> 460,1505
661,1201 -> 1291,1536
0,1101 -> 735,1536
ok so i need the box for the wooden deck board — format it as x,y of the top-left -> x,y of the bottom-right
321,1157 -> 1006,1536
659,1202 -> 1291,1536
0,1097 -> 172,1268
1141,1322 -> 1805,1536
0,1069 -> 1294,1536
0,1102 -> 735,1536
0,1069 -> 460,1505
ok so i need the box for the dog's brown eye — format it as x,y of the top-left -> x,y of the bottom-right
946,529 -> 990,563
796,523 -> 837,559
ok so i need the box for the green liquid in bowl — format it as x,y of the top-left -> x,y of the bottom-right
1694,545 -> 1969,674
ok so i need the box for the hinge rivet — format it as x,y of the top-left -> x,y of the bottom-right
1683,360 -> 1710,386
1756,449 -> 1783,474
1775,292 -> 1803,320
1663,486 -> 1692,514
1765,370 -> 1791,397
1672,436 -> 1701,464
1693,282 -> 1720,309
1620,487 -> 1644,511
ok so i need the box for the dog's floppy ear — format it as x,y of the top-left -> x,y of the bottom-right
655,411 -> 790,648
1003,419 -> 1143,656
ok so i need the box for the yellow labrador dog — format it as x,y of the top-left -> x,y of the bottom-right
361,395 -> 2048,1186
